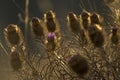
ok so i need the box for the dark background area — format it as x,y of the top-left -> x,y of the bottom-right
0,0 -> 113,27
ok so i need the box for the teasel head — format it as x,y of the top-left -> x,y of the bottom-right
80,10 -> 90,30
44,10 -> 56,32
88,24 -> 105,47
46,32 -> 56,51
30,17 -> 44,38
90,12 -> 101,25
4,24 -> 23,47
67,12 -> 81,34
68,54 -> 89,76
110,27 -> 119,45
10,50 -> 23,71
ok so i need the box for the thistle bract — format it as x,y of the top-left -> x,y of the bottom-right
90,12 -> 101,25
80,10 -> 90,30
88,24 -> 105,47
4,24 -> 23,47
67,12 -> 80,34
30,17 -> 44,37
44,10 -> 56,32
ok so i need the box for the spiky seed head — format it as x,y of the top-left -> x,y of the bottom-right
4,24 -> 23,46
68,54 -> 89,76
44,10 -> 55,21
30,17 -> 44,37
90,12 -> 101,25
44,10 -> 56,32
10,50 -> 22,71
67,12 -> 80,34
81,10 -> 90,20
31,17 -> 40,26
67,12 -> 78,21
80,10 -> 90,30
88,24 -> 105,47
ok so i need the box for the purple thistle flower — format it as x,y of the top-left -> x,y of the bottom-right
112,27 -> 118,32
47,32 -> 55,41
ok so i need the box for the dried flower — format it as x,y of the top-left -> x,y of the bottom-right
68,54 -> 89,76
30,17 -> 44,37
88,24 -> 105,47
44,10 -> 56,32
10,50 -> 22,71
4,24 -> 23,47
90,12 -> 101,25
80,10 -> 90,30
67,12 -> 80,34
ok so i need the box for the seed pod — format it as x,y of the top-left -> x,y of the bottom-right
110,27 -> 119,45
44,10 -> 56,32
88,24 -> 105,47
4,24 -> 23,47
10,50 -> 22,71
90,12 -> 101,25
80,10 -> 90,30
68,54 -> 89,76
30,17 -> 44,37
67,12 -> 80,34
46,32 -> 56,51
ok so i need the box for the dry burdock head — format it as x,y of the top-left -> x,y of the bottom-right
68,54 -> 89,76
80,10 -> 90,30
110,27 -> 119,45
46,32 -> 56,51
88,24 -> 105,47
67,12 -> 81,34
90,12 -> 101,25
4,24 -> 23,47
30,17 -> 44,37
10,50 -> 22,71
44,10 -> 56,32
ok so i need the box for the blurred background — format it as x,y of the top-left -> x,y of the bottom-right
0,0 -> 115,80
